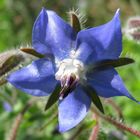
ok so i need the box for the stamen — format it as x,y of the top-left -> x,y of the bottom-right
59,74 -> 77,100
55,58 -> 86,100
65,74 -> 76,87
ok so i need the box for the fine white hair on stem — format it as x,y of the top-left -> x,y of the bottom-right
67,8 -> 87,29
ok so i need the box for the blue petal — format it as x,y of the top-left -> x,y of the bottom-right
7,58 -> 57,96
58,86 -> 91,132
32,8 -> 76,60
75,9 -> 122,64
87,68 -> 139,103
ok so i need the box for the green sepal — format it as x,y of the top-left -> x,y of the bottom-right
82,84 -> 104,114
69,11 -> 81,33
92,57 -> 134,70
20,48 -> 45,58
45,84 -> 61,111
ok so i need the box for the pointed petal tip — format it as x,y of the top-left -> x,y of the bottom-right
41,7 -> 47,12
38,7 -> 47,17
134,100 -> 140,105
114,8 -> 120,18
137,101 -> 140,104
41,7 -> 55,16
116,8 -> 120,14
135,99 -> 140,104
127,94 -> 140,104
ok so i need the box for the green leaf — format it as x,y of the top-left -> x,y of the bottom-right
92,57 -> 134,70
45,84 -> 61,111
82,84 -> 104,114
20,48 -> 45,58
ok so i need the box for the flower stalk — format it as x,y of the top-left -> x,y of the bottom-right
91,106 -> 140,138
105,99 -> 124,120
7,99 -> 35,140
89,114 -> 100,140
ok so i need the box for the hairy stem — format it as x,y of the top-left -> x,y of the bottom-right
89,114 -> 100,140
91,106 -> 140,138
105,99 -> 124,120
7,99 -> 35,140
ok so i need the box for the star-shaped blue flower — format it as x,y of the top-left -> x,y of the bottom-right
7,8 -> 139,132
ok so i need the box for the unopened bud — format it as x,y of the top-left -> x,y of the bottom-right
0,50 -> 24,77
124,16 -> 140,42
128,18 -> 140,28
130,32 -> 140,40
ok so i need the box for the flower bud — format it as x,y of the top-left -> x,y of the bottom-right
125,16 -> 140,42
0,50 -> 24,77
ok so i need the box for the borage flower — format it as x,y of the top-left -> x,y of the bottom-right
7,8 -> 139,132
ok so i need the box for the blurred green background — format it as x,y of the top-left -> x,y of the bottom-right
1,0 -> 140,140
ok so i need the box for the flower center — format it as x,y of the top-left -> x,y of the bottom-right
55,58 -> 85,82
55,58 -> 86,100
